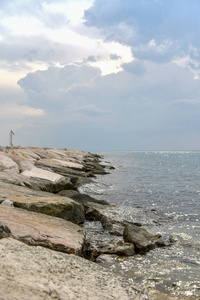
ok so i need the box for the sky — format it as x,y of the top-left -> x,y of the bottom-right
1,0 -> 200,151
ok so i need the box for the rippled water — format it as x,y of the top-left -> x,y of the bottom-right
81,151 -> 200,299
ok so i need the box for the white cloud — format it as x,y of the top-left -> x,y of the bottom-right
0,103 -> 45,118
1,0 -> 200,150
0,0 -> 134,84
43,0 -> 93,25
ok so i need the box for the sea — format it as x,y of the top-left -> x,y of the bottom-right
80,151 -> 200,299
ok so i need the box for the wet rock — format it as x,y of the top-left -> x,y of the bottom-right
123,224 -> 161,254
0,206 -> 85,255
156,234 -> 176,247
101,215 -> 125,236
84,204 -> 106,221
59,189 -> 109,205
71,176 -> 94,188
0,238 -> 146,300
96,254 -> 119,265
98,238 -> 135,256
85,237 -> 135,260
83,161 -> 109,175
109,166 -> 115,170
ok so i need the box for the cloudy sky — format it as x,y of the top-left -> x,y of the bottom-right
1,0 -> 200,150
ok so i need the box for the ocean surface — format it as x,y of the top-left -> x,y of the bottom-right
81,151 -> 200,299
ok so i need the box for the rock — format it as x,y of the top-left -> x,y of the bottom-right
0,165 -> 76,195
23,177 -> 76,194
0,153 -> 18,172
123,224 -> 161,254
35,159 -> 85,178
0,180 -> 85,224
22,166 -> 64,182
0,206 -> 85,255
71,176 -> 94,188
39,178 -> 76,193
0,200 -> 14,207
58,189 -> 79,198
83,161 -> 109,175
59,189 -> 109,205
109,166 -> 115,170
101,215 -> 125,236
86,237 -> 135,259
156,234 -> 176,247
0,238 -> 146,300
6,195 -> 84,224
84,204 -> 105,221
96,254 -> 119,265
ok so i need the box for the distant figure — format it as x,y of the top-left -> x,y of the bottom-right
10,130 -> 15,146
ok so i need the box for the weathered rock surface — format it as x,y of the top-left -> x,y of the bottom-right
101,215 -> 127,236
35,158 -> 86,178
0,238 -> 147,300
85,237 -> 135,259
123,224 -> 161,254
0,206 -> 85,255
59,189 -> 109,205
0,182 -> 85,224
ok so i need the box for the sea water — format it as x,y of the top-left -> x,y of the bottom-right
81,151 -> 200,299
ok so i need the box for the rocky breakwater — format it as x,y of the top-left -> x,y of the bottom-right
0,146 -> 174,299
0,146 -> 149,300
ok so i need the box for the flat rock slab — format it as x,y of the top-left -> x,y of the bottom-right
0,238 -> 145,300
0,206 -> 85,255
0,182 -> 85,224
10,196 -> 85,224
22,166 -> 64,182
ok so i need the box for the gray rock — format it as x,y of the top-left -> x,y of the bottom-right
35,159 -> 85,178
123,224 -> 161,254
96,253 -> 119,264
101,215 -> 125,236
59,189 -> 109,205
0,200 -> 14,207
0,238 -> 147,300
84,204 -> 105,221
156,234 -> 176,247
86,237 -> 135,259
0,206 -> 85,255
83,161 -> 109,175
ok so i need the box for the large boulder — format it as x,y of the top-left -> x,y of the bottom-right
0,181 -> 85,224
10,196 -> 85,224
0,206 -> 85,255
0,238 -> 146,300
22,166 -> 64,182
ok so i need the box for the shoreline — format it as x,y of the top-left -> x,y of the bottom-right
0,146 -> 181,299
